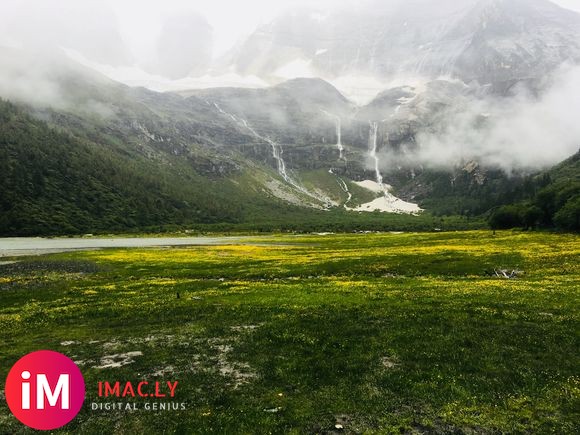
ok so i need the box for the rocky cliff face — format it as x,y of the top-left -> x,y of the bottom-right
225,0 -> 580,88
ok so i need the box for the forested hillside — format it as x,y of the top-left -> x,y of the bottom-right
0,100 -> 250,235
489,152 -> 580,231
1,100 -> 483,235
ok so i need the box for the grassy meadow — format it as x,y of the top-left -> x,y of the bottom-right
0,231 -> 578,434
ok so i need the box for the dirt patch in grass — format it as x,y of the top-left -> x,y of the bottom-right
92,351 -> 144,369
380,356 -> 399,369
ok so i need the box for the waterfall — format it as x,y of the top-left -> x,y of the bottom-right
321,110 -> 345,160
368,121 -> 385,195
237,118 -> 291,183
337,177 -> 352,206
214,103 -> 290,182
368,121 -> 411,211
335,117 -> 344,160
214,103 -> 331,205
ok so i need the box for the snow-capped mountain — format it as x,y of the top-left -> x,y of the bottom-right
225,0 -> 580,87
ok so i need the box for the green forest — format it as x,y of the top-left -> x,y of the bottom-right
488,153 -> 580,231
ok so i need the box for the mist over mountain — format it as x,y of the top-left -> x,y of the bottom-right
412,65 -> 580,172
227,0 -> 580,87
153,12 -> 214,79
0,0 -> 579,233
0,0 -> 132,67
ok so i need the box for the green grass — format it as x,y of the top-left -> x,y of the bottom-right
0,231 -> 578,434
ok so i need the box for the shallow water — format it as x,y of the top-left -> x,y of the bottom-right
0,236 -> 250,257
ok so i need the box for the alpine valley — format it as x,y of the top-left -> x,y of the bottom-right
1,0 -> 579,235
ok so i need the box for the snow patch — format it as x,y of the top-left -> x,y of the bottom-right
351,196 -> 421,214
274,59 -> 316,79
397,95 -> 416,105
64,49 -> 268,92
354,180 -> 389,194
352,179 -> 422,214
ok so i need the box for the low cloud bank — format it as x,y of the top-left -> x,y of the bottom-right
410,65 -> 580,172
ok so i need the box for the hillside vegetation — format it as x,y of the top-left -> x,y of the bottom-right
1,96 -> 496,236
0,100 -> 246,235
489,152 -> 580,231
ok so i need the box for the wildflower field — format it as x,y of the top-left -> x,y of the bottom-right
0,231 -> 578,434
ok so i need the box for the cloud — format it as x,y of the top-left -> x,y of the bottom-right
408,65 -> 580,172
152,12 -> 214,79
0,47 -> 119,120
0,0 -> 132,66
0,49 -> 68,108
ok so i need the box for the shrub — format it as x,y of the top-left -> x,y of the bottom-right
489,205 -> 524,230
554,196 -> 580,231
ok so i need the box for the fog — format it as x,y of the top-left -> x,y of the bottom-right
2,0 -> 578,74
408,65 -> 580,172
1,0 -> 579,172
0,0 -> 355,77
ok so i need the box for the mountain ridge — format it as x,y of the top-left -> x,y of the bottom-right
1,0 -> 579,234
225,0 -> 580,87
